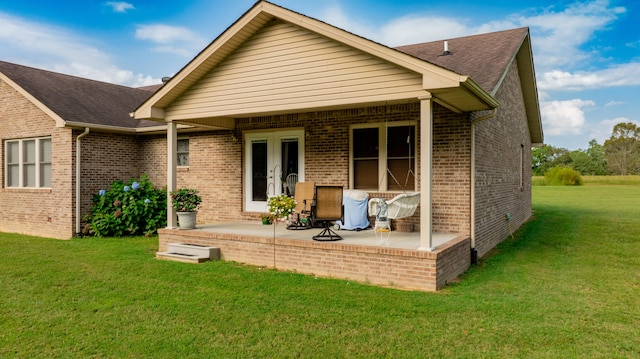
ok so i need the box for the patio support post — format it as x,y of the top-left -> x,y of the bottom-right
419,96 -> 434,251
167,122 -> 177,228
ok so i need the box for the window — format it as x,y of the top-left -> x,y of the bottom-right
5,137 -> 51,188
177,138 -> 189,166
351,123 -> 416,192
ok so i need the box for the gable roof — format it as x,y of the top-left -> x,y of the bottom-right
396,28 -> 528,95
397,28 -> 543,143
134,1 -> 504,122
0,61 -> 162,132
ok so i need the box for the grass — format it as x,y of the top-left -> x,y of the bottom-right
2,185 -> 640,358
533,175 -> 640,186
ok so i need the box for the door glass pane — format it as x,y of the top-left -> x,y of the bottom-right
251,140 -> 268,202
281,139 -> 298,194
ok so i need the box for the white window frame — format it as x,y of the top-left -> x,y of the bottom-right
349,121 -> 416,192
4,136 -> 52,189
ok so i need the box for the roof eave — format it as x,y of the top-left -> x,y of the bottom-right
133,1 -> 466,120
0,71 -> 66,126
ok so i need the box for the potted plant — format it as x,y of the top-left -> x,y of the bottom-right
267,194 -> 296,224
261,214 -> 273,225
170,188 -> 202,229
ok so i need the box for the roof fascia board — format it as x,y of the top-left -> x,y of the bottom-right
460,76 -> 500,109
63,121 -> 137,133
0,71 -> 66,127
490,30 -> 527,97
517,34 -> 544,144
134,1 -> 467,120
490,29 -> 543,144
133,2 -> 268,120
64,121 -> 200,134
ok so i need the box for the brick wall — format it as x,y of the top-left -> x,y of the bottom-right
137,134 -> 166,186
473,61 -> 533,257
159,228 -> 471,291
229,103 -> 472,234
0,79 -> 74,239
432,105 -> 472,235
78,131 -> 143,230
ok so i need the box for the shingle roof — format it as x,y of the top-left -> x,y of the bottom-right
0,61 -> 160,129
395,27 -> 529,94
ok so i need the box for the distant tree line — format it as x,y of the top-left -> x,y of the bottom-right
532,122 -> 640,176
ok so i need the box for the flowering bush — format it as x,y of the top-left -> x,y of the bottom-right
170,188 -> 202,212
84,174 -> 167,237
267,194 -> 296,222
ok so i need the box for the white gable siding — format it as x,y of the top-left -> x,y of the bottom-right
165,20 -> 425,120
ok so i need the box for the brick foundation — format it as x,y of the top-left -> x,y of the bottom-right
158,228 -> 470,291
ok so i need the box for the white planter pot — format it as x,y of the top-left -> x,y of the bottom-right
177,211 -> 197,229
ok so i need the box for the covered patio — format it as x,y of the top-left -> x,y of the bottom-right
157,223 -> 471,291
131,2 -> 539,291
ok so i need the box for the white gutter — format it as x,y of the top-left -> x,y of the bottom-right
75,127 -> 90,235
470,108 -> 497,251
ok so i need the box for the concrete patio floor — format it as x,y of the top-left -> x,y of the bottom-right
181,220 -> 458,250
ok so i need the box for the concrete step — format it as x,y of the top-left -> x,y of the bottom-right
156,243 -> 220,264
167,243 -> 220,259
155,251 -> 211,263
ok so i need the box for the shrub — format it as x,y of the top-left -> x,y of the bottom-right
544,166 -> 583,186
85,174 -> 167,237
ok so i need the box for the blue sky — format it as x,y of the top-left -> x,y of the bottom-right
0,0 -> 638,150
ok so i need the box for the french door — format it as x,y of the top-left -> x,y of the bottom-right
244,129 -> 304,212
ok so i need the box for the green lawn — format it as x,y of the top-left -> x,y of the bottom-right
1,185 -> 639,358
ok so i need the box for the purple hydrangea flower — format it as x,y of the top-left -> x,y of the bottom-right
124,185 -> 131,192
144,198 -> 151,204
132,182 -> 140,190
99,189 -> 106,196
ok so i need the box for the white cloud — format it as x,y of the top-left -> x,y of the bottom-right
521,0 -> 625,70
379,16 -> 472,46
0,11 -> 159,87
589,117 -> 639,144
605,100 -> 625,107
135,24 -> 207,57
539,63 -> 640,91
320,4 -> 473,46
105,2 -> 135,13
320,0 -> 625,71
540,99 -> 595,136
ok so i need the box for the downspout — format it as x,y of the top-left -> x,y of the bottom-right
470,108 -> 497,262
76,127 -> 90,235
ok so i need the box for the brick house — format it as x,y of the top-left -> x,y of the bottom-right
133,1 -> 543,290
0,61 -> 166,239
1,1 -> 542,290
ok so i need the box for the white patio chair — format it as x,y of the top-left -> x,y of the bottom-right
285,173 -> 298,196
